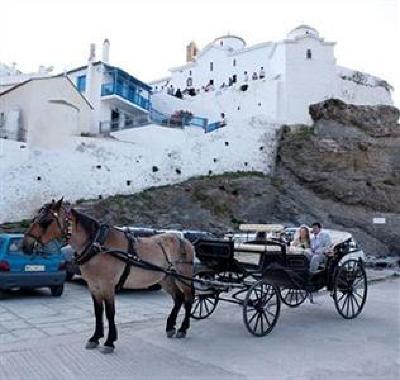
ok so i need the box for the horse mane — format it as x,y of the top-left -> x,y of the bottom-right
72,209 -> 100,241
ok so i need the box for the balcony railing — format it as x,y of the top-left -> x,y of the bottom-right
101,82 -> 151,111
99,117 -> 151,135
149,109 -> 208,130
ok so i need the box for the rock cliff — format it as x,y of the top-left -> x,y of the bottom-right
276,99 -> 399,255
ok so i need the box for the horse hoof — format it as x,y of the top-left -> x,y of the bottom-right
100,345 -> 115,354
166,328 -> 176,338
176,331 -> 186,339
85,341 -> 99,349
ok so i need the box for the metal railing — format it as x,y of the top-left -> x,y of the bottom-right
101,82 -> 151,111
205,122 -> 223,133
99,109 -> 222,136
149,109 -> 208,130
99,117 -> 151,135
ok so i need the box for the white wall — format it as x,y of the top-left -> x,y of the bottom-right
167,43 -> 275,91
0,77 -> 92,144
155,30 -> 393,125
283,38 -> 336,124
0,117 -> 280,223
152,77 -> 282,124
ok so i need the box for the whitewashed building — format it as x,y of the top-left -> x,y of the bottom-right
0,75 -> 92,144
66,40 -> 152,135
151,25 -> 393,124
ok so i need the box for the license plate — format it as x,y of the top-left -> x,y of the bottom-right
25,265 -> 45,272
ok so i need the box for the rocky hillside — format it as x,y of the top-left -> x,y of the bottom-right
2,99 -> 399,256
274,99 -> 399,255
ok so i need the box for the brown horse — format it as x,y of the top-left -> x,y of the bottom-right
22,199 -> 195,353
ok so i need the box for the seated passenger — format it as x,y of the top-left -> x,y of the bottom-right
252,72 -> 258,80
309,222 -> 332,272
259,67 -> 266,79
290,225 -> 310,252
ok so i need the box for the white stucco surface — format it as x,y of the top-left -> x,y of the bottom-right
152,26 -> 393,125
0,117 -> 280,223
0,76 -> 92,144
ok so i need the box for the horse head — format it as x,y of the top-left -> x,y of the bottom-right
23,198 -> 69,252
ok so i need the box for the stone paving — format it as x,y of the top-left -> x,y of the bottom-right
0,278 -> 398,379
0,280 -> 171,345
0,269 -> 397,346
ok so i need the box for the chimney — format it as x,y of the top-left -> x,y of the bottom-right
186,41 -> 198,63
89,43 -> 96,62
102,38 -> 110,63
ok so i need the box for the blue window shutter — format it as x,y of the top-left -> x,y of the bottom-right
76,75 -> 86,92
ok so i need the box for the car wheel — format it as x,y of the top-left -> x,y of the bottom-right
50,284 -> 64,297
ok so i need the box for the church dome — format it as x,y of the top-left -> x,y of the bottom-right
213,35 -> 246,50
287,25 -> 319,39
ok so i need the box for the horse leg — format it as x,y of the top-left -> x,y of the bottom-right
160,278 -> 183,338
86,294 -> 104,349
176,283 -> 194,339
166,290 -> 184,338
101,296 -> 117,354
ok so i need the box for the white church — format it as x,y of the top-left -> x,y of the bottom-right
151,25 -> 393,125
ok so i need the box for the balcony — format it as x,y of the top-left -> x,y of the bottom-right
101,67 -> 151,112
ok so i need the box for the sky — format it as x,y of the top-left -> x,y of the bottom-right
0,0 -> 399,106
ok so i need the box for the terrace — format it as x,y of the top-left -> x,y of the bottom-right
101,66 -> 151,112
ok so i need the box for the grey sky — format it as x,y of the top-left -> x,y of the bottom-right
0,0 -> 398,106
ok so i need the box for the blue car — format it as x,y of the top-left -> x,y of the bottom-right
0,233 -> 66,296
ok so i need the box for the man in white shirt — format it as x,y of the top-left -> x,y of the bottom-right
309,222 -> 331,272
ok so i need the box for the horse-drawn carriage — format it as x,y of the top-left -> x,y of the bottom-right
190,224 -> 368,337
22,200 -> 369,351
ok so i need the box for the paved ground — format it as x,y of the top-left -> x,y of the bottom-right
0,276 -> 399,379
0,280 -> 171,344
0,269 -> 397,345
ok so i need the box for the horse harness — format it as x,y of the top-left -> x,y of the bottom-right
74,224 -> 185,291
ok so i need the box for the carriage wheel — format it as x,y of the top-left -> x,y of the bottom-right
191,274 -> 219,320
243,279 -> 281,337
280,288 -> 307,308
333,259 -> 367,319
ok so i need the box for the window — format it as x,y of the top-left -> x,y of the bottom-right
233,59 -> 236,67
210,62 -> 214,72
306,49 -> 312,59
0,112 -> 5,128
220,40 -> 223,46
76,75 -> 86,92
8,238 -> 23,254
209,80 -> 214,85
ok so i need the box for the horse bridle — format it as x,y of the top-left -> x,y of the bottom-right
26,206 -> 72,246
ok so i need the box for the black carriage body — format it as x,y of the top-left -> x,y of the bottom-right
192,235 -> 367,335
193,237 -> 359,291
194,238 -> 242,275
